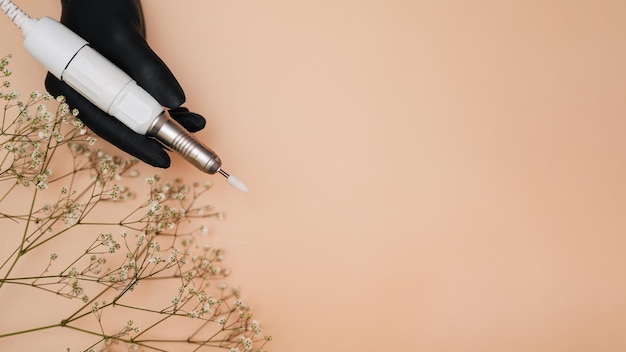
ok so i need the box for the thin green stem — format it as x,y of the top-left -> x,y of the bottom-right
0,323 -> 60,339
0,185 -> 39,291
0,180 -> 18,203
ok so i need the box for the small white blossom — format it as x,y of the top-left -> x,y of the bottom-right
59,103 -> 69,114
4,90 -> 17,99
240,336 -> 253,350
52,131 -> 64,142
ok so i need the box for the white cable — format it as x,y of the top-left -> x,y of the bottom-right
0,0 -> 37,35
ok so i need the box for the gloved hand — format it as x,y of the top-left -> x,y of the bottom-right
45,0 -> 206,168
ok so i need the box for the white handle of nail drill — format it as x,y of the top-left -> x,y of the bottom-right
24,17 -> 161,134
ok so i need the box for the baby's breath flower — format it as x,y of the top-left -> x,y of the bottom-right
210,265 -> 222,275
71,279 -> 83,296
240,336 -> 253,350
4,90 -> 18,100
250,320 -> 263,336
148,200 -> 161,214
36,180 -> 49,190
69,267 -> 79,279
51,131 -> 64,142
42,110 -> 52,121
59,103 -> 69,115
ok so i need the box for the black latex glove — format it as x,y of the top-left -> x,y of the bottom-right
45,0 -> 206,168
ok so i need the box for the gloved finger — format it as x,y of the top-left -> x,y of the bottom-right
58,0 -> 185,109
45,73 -> 171,168
168,107 -> 206,133
113,33 -> 186,109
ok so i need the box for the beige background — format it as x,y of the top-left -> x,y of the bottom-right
3,0 -> 626,351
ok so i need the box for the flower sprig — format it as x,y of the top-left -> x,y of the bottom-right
0,54 -> 271,352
